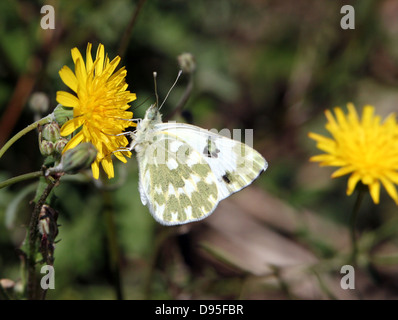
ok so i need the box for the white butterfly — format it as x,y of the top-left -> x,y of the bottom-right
123,74 -> 267,226
123,102 -> 268,226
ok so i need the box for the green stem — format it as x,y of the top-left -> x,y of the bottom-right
312,269 -> 337,300
26,176 -> 59,300
118,0 -> 147,59
143,227 -> 174,299
349,186 -> 365,265
102,189 -> 124,300
0,171 -> 43,189
0,115 -> 52,160
165,73 -> 194,121
19,250 -> 27,299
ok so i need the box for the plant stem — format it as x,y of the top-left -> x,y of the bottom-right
350,186 -> 365,265
102,189 -> 124,300
0,115 -> 52,160
0,171 -> 43,189
165,73 -> 194,121
26,176 -> 59,300
118,0 -> 147,59
143,227 -> 174,299
312,269 -> 337,300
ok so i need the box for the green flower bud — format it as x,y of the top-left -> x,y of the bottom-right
42,122 -> 61,143
39,140 -> 55,156
178,53 -> 196,74
53,104 -> 74,126
60,143 -> 97,175
54,138 -> 69,154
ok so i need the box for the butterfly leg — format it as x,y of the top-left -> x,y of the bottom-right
114,117 -> 140,123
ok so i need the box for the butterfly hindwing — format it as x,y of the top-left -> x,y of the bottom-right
136,132 -> 220,225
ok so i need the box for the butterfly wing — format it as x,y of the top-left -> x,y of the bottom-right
136,131 -> 221,225
154,123 -> 268,200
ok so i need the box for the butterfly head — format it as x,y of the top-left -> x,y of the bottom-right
144,104 -> 162,123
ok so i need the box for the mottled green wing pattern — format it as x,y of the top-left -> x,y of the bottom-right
218,140 -> 267,197
137,133 -> 220,225
154,123 -> 268,200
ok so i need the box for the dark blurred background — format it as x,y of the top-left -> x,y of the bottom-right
1,0 -> 398,299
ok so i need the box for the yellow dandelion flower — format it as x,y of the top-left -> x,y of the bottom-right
309,103 -> 398,205
56,43 -> 136,179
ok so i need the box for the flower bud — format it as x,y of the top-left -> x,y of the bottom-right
29,92 -> 49,114
39,140 -> 54,156
42,122 -> 61,143
54,138 -> 69,154
178,53 -> 196,74
53,104 -> 74,126
60,143 -> 97,174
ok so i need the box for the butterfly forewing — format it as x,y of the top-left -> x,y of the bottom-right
154,123 -> 268,200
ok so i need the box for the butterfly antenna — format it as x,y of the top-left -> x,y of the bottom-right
159,70 -> 182,111
153,72 -> 159,108
132,96 -> 150,111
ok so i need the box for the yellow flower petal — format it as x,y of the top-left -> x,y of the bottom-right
59,66 -> 78,93
108,67 -> 126,85
95,44 -> 105,75
91,160 -> 100,180
71,47 -> 85,68
86,42 -> 93,73
325,109 -> 339,134
308,132 -> 334,144
114,151 -> 131,163
74,58 -> 87,88
361,105 -> 375,127
369,180 -> 380,204
331,166 -> 355,178
347,172 -> 361,195
63,131 -> 84,153
380,177 -> 398,205
101,156 -> 114,179
56,91 -> 79,108
309,154 -> 338,164
334,107 -> 349,131
103,56 -> 121,79
60,117 -> 85,136
346,102 -> 359,126
315,142 -> 336,154
388,171 -> 398,184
